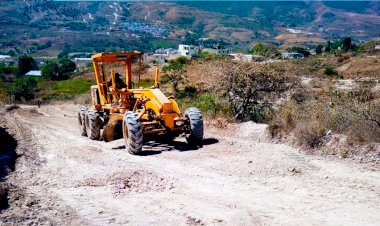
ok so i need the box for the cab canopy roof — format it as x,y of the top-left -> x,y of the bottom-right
91,52 -> 142,62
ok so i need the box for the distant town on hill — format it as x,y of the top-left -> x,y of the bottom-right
0,1 -> 379,58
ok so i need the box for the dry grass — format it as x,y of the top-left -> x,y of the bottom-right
275,33 -> 326,46
342,57 -> 380,78
293,120 -> 326,148
269,84 -> 380,158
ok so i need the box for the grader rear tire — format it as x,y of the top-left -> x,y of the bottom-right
78,106 -> 87,136
185,107 -> 204,144
85,108 -> 101,140
122,111 -> 143,154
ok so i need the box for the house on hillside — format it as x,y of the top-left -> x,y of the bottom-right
203,48 -> 231,56
230,53 -> 253,62
0,55 -> 16,65
155,48 -> 179,55
203,44 -> 231,56
282,52 -> 304,59
178,44 -> 199,57
25,70 -> 42,77
144,53 -> 178,65
152,54 -> 169,64
74,58 -> 93,67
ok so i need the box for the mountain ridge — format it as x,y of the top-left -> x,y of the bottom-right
0,1 -> 379,57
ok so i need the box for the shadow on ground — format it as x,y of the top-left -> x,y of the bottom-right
0,127 -> 18,211
112,136 -> 219,156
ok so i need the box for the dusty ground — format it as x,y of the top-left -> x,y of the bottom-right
0,104 -> 379,226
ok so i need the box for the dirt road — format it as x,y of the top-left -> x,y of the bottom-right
1,104 -> 379,225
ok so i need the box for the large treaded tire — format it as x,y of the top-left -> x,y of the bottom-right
85,108 -> 101,140
122,111 -> 143,154
185,107 -> 204,144
78,106 -> 87,136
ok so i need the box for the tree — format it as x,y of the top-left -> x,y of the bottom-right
17,55 -> 38,76
342,37 -> 352,51
287,47 -> 311,57
42,61 -> 60,80
6,50 -> 16,57
315,44 -> 323,54
162,56 -> 188,73
224,62 -> 296,120
41,58 -> 77,80
249,43 -> 281,58
59,58 -> 76,79
6,76 -> 37,101
249,43 -> 268,55
325,41 -> 332,52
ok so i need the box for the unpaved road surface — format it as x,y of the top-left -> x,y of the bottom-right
0,104 -> 379,225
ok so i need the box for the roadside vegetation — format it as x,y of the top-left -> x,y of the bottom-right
0,55 -> 93,103
160,39 -> 380,162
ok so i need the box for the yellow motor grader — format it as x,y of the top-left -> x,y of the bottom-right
77,52 -> 203,154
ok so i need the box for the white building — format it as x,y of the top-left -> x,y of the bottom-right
230,53 -> 253,62
25,70 -> 42,77
0,55 -> 11,60
203,48 -> 231,56
153,54 -> 169,64
74,58 -> 93,67
282,52 -> 304,59
178,44 -> 199,57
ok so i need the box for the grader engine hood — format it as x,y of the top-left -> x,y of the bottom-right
132,88 -> 183,129
133,88 -> 175,113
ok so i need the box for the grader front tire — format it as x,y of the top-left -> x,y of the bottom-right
185,107 -> 204,144
78,106 -> 87,136
123,111 -> 143,154
85,108 -> 101,140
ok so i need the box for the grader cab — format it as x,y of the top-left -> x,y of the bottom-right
77,52 -> 203,154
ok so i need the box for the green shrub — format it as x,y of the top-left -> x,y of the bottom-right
160,74 -> 171,84
178,94 -> 232,118
0,64 -> 18,75
6,76 -> 37,101
175,85 -> 197,98
246,105 -> 274,123
162,56 -> 189,73
324,65 -> 338,76
249,43 -> 281,58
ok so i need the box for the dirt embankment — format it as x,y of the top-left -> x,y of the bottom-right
0,104 -> 379,225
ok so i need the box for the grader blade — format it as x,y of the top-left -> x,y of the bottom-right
102,123 -> 117,142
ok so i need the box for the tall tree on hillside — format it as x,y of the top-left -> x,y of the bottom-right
342,37 -> 352,51
42,58 -> 77,80
325,41 -> 332,53
287,47 -> 311,57
17,55 -> 38,76
249,43 -> 281,58
59,58 -> 76,79
316,44 -> 323,54
42,61 -> 60,80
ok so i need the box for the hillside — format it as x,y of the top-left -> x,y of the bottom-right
0,1 -> 380,57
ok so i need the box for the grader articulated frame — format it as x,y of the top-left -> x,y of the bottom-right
77,52 -> 203,154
